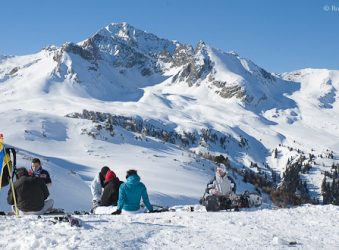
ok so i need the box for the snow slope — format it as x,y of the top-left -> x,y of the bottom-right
0,205 -> 338,250
0,109 -> 222,211
0,22 -> 339,211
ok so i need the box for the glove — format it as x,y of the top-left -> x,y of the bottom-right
111,209 -> 121,215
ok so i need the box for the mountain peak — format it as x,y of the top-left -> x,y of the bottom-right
96,22 -> 159,44
100,22 -> 138,39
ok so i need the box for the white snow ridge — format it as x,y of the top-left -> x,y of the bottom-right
0,22 -> 338,249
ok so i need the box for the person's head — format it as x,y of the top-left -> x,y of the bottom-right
100,166 -> 110,178
16,167 -> 29,179
31,158 -> 41,172
105,170 -> 116,183
99,166 -> 110,185
216,164 -> 227,177
126,169 -> 137,179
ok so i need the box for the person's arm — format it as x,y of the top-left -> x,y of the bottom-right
7,187 -> 14,205
101,183 -> 112,206
117,184 -> 126,211
206,177 -> 216,194
45,170 -> 52,185
90,175 -> 102,201
111,182 -> 121,206
228,176 -> 236,193
141,184 -> 153,211
112,185 -> 125,215
41,181 -> 50,200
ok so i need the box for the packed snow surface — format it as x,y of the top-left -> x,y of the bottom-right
0,205 -> 338,250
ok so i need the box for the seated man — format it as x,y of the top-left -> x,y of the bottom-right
201,164 -> 237,211
206,165 -> 236,196
112,169 -> 153,214
90,166 -> 110,209
7,168 -> 54,215
29,158 -> 52,189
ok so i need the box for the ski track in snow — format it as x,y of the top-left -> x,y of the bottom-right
0,205 -> 338,250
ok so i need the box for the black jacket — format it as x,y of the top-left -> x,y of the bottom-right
7,176 -> 49,212
101,177 -> 123,206
29,168 -> 52,185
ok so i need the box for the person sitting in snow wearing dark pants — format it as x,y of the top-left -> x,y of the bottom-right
201,164 -> 237,211
7,167 -> 54,215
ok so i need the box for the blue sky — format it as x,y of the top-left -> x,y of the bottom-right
0,0 -> 338,72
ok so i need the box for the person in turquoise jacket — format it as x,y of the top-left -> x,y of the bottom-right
112,169 -> 153,214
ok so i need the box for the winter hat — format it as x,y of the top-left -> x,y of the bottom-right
105,170 -> 116,183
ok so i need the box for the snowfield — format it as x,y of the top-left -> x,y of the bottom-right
0,205 -> 338,250
0,22 -> 339,249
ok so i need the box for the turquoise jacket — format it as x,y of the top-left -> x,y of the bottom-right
117,174 -> 153,212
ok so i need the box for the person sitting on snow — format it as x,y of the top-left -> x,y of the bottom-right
200,164 -> 237,211
206,164 -> 236,196
7,167 -> 54,215
100,170 -> 123,207
112,169 -> 153,215
90,166 -> 110,208
28,158 -> 52,189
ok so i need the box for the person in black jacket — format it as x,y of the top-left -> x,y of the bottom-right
101,170 -> 123,206
7,167 -> 54,215
28,158 -> 52,189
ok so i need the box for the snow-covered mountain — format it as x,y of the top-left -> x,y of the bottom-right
1,22 -> 338,211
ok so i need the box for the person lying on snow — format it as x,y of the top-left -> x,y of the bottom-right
28,158 -> 52,189
90,166 -> 110,209
112,169 -> 153,214
100,170 -> 123,207
7,167 -> 54,215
